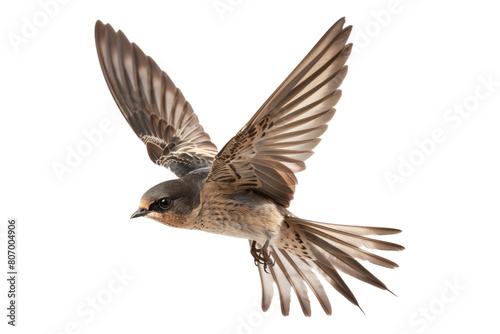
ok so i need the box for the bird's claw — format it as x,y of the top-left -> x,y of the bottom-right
251,240 -> 275,273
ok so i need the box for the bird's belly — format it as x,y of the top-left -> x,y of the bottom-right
194,198 -> 284,242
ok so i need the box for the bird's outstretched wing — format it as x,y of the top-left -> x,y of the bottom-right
95,21 -> 218,177
206,18 -> 352,207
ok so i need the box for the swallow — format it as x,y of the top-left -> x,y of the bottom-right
94,17 -> 404,316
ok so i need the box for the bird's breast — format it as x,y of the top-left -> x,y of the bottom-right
193,195 -> 284,242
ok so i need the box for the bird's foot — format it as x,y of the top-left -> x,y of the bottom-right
251,239 -> 275,273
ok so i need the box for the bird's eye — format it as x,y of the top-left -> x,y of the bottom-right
158,198 -> 173,210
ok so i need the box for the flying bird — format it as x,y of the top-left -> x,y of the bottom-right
94,18 -> 403,316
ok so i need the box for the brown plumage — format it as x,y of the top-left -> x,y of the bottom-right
95,18 -> 403,316
94,22 -> 217,177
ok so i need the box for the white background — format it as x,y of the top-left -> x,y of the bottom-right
1,0 -> 499,333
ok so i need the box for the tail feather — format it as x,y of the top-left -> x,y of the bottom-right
305,231 -> 389,290
301,225 -> 399,268
292,218 -> 402,236
253,241 -> 274,311
266,246 -> 292,316
271,246 -> 312,316
292,218 -> 404,251
251,216 -> 402,316
282,252 -> 332,315
312,259 -> 360,308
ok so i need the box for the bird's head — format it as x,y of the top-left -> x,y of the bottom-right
130,178 -> 200,228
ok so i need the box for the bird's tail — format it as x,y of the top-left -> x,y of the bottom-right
252,216 -> 404,316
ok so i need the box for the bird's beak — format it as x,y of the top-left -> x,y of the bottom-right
130,207 -> 150,219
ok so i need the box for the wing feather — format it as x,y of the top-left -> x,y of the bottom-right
95,21 -> 218,176
206,18 -> 352,206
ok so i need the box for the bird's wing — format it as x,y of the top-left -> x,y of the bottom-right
95,21 -> 218,177
206,18 -> 351,207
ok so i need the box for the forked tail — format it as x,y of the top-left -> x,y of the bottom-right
251,216 -> 404,316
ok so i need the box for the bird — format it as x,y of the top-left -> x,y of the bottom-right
94,17 -> 404,316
